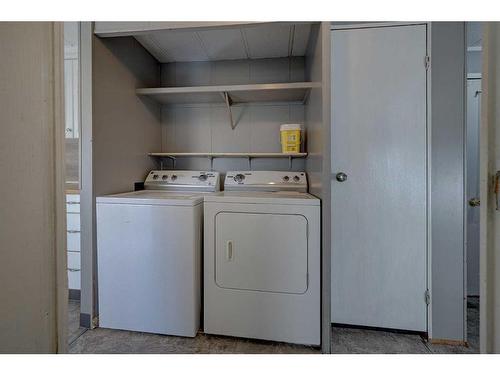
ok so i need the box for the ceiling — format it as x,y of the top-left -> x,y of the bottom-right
134,23 -> 313,63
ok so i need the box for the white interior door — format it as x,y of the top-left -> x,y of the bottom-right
466,78 -> 481,296
331,25 -> 428,331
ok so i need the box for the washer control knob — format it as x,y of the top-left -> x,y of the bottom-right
171,175 -> 177,181
293,175 -> 300,182
283,176 -> 290,182
234,174 -> 245,183
162,175 -> 168,180
153,174 -> 159,180
198,174 -> 208,181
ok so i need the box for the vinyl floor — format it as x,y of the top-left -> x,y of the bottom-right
68,297 -> 479,354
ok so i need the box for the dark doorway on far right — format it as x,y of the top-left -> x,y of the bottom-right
465,21 -> 482,350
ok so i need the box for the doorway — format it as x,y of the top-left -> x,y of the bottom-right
63,21 -> 86,345
465,21 -> 482,350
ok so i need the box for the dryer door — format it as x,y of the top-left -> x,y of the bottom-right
215,212 -> 308,294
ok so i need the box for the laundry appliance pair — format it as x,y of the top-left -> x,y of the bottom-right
96,170 -> 320,345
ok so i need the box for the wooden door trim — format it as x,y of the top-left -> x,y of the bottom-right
53,22 -> 69,353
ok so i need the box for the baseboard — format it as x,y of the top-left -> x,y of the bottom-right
332,322 -> 425,337
68,289 -> 81,301
429,338 -> 467,347
80,313 -> 92,328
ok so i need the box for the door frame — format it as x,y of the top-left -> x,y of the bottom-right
330,21 -> 433,337
426,22 -> 433,339
478,22 -> 490,354
463,26 -> 482,346
54,21 -> 69,353
79,21 -> 96,330
465,78 -> 482,295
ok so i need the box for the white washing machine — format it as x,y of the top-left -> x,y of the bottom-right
96,170 -> 220,337
203,171 -> 320,345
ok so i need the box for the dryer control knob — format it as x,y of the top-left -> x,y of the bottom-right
171,175 -> 177,181
234,174 -> 245,183
293,175 -> 300,182
283,176 -> 290,182
198,174 -> 208,181
162,175 -> 168,180
153,174 -> 159,180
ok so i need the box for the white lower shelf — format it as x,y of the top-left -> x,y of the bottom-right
148,152 -> 307,158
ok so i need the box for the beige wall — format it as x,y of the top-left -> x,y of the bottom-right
0,22 -> 66,353
80,35 -> 161,321
92,35 -> 161,196
481,22 -> 500,353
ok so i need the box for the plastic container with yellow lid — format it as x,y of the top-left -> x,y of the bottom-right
280,124 -> 302,153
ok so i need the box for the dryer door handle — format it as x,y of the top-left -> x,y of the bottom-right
226,240 -> 234,261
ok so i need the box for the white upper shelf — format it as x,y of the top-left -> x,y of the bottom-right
136,82 -> 320,105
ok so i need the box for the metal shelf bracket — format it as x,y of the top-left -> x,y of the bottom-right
220,91 -> 236,130
160,155 -> 176,169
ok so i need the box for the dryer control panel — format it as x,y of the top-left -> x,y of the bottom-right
224,171 -> 307,192
144,170 -> 220,192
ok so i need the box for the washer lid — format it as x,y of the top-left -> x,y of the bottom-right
204,191 -> 320,206
96,190 -> 203,206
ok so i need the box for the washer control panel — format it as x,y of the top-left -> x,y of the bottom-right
144,170 -> 220,192
224,171 -> 307,192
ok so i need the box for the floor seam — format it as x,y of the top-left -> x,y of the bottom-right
68,328 -> 88,347
421,338 -> 433,353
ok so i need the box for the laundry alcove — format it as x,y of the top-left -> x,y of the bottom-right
80,21 -> 331,352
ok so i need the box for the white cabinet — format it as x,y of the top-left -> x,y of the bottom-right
68,268 -> 81,291
67,212 -> 80,232
66,196 -> 80,213
68,251 -> 81,269
66,193 -> 80,290
67,231 -> 81,252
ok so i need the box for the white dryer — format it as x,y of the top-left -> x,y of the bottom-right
96,170 -> 219,337
203,171 -> 320,345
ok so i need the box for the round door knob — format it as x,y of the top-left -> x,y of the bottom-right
336,172 -> 347,182
469,198 -> 480,207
